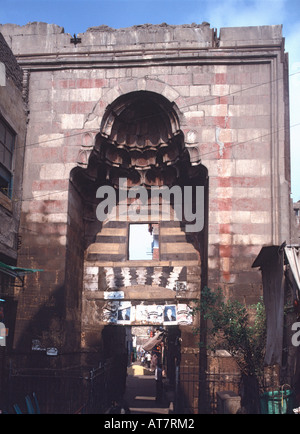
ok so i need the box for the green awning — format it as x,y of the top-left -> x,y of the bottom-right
0,261 -> 43,284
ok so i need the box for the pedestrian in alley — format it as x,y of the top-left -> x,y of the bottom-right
150,352 -> 158,371
145,352 -> 151,368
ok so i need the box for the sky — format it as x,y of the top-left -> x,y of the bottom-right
1,0 -> 299,201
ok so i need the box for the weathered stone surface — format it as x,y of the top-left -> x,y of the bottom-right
0,22 -> 291,413
0,34 -> 27,262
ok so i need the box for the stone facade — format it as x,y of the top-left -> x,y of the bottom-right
0,33 -> 26,264
0,32 -> 27,409
0,32 -> 27,337
0,22 -> 292,412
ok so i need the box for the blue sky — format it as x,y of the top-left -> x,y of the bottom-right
1,0 -> 300,201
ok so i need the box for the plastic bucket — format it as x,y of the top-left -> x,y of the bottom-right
260,389 -> 294,414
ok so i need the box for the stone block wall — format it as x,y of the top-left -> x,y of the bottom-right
0,33 -> 26,263
0,23 -> 291,363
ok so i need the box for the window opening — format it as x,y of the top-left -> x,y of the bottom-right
128,223 -> 159,260
0,118 -> 15,198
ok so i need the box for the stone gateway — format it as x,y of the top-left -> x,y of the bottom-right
0,22 -> 291,413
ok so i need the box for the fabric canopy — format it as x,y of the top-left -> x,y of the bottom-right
143,331 -> 164,352
252,245 -> 300,366
252,245 -> 285,366
284,247 -> 300,292
0,261 -> 43,284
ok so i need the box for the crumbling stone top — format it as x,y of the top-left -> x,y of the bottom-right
0,21 -> 64,35
0,21 -> 283,58
86,22 -> 211,32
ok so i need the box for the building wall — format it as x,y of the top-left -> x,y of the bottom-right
0,33 -> 27,408
0,23 -> 291,370
0,33 -> 27,265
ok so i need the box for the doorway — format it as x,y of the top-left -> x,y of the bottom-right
122,325 -> 180,414
66,89 -> 208,413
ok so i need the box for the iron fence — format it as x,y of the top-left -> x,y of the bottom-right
5,360 -> 113,414
5,359 -> 242,414
176,365 -> 241,414
203,370 -> 241,413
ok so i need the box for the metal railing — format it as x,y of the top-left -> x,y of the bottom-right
176,365 -> 241,414
5,360 -> 113,414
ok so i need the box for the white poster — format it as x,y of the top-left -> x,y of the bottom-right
101,301 -> 193,326
147,305 -> 164,324
177,304 -> 193,325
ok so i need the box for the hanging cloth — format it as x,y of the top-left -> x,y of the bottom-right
143,331 -> 164,352
284,247 -> 300,294
261,246 -> 285,366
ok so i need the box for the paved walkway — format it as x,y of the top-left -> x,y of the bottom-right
123,364 -> 173,415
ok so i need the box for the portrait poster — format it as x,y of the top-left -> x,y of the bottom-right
117,301 -> 132,324
163,305 -> 177,325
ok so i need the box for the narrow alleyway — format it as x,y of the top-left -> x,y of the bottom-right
123,363 -> 173,415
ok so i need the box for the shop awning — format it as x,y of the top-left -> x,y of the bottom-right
285,246 -> 300,292
252,244 -> 300,367
0,261 -> 43,286
252,244 -> 285,366
143,331 -> 164,352
252,245 -> 300,292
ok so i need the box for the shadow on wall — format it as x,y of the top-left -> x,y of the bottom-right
12,194 -> 82,357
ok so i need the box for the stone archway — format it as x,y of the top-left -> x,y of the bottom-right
78,91 -> 189,190
67,90 -> 208,412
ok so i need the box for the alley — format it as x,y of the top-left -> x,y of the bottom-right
123,363 -> 173,415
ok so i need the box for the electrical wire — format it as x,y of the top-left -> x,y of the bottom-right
10,120 -> 300,204
11,70 -> 300,151
2,70 -> 299,204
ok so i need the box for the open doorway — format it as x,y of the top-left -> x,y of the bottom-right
128,223 -> 159,260
122,325 -> 181,413
67,89 -> 208,413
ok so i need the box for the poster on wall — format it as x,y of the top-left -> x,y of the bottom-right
101,301 -> 193,325
135,304 -> 148,323
117,301 -> 132,324
104,291 -> 124,300
134,304 -> 164,324
163,305 -> 177,325
101,300 -> 119,324
147,305 -> 164,324
177,304 -> 193,325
